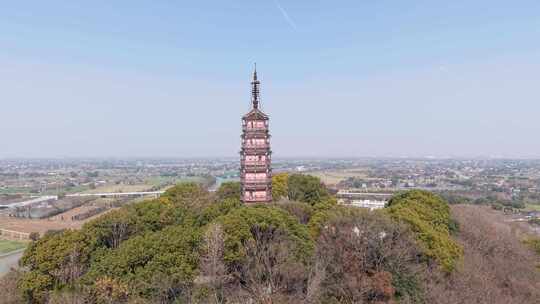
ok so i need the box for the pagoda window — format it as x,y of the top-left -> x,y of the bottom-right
254,191 -> 266,198
255,173 -> 266,180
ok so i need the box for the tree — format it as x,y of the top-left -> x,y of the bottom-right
199,223 -> 227,304
386,190 -> 463,272
311,208 -> 423,303
0,271 -> 24,304
272,201 -> 314,224
161,182 -> 212,213
272,173 -> 289,201
237,227 -> 308,303
215,181 -> 241,201
20,229 -> 97,288
17,271 -> 53,303
199,198 -> 242,226
216,205 -> 314,269
287,174 -> 329,205
84,225 -> 202,302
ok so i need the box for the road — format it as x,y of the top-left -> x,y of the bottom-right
0,249 -> 24,277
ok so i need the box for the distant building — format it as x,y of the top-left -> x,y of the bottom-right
240,66 -> 272,203
347,200 -> 387,210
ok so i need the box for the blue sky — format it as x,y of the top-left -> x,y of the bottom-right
1,1 -> 540,158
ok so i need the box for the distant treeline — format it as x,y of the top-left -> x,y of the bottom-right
437,191 -> 534,210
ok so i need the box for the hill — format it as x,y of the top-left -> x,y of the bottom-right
1,174 -> 539,304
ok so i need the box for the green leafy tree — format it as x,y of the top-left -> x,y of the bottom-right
199,198 -> 242,226
19,229 -> 97,301
161,182 -> 212,212
215,181 -> 241,201
17,271 -> 53,303
272,173 -> 289,201
287,174 -> 330,205
385,190 -> 463,272
216,205 -> 314,268
84,225 -> 202,301
83,199 -> 188,249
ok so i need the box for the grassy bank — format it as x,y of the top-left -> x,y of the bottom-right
0,240 -> 26,255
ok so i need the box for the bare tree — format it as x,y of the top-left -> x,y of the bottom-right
424,205 -> 540,304
234,226 -> 308,304
199,223 -> 228,304
309,210 -> 420,303
0,270 -> 24,304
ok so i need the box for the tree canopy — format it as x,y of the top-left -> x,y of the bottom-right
386,190 -> 463,272
12,179 -> 490,304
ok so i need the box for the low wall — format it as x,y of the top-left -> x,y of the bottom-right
0,229 -> 30,240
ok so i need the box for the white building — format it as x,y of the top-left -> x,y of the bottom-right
346,199 -> 386,211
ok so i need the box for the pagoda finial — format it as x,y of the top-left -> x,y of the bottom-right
251,63 -> 260,109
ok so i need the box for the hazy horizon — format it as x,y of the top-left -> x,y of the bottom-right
2,1 -> 540,159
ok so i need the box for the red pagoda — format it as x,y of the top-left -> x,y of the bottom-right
240,66 -> 272,203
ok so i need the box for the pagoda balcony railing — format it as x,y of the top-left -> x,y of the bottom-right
243,196 -> 271,203
243,126 -> 268,132
241,133 -> 271,139
243,144 -> 270,149
240,149 -> 272,155
241,175 -> 272,181
242,166 -> 270,173
241,161 -> 271,167
242,182 -> 272,190
242,175 -> 272,181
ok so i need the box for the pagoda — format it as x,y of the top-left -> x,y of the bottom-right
240,66 -> 272,203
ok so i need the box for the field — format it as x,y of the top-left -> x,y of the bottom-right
0,204 -> 119,236
84,183 -> 151,194
525,203 -> 540,212
84,177 -> 209,194
307,169 -> 369,186
0,240 -> 26,254
145,176 -> 208,187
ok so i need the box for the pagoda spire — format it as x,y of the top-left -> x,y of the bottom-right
251,63 -> 260,109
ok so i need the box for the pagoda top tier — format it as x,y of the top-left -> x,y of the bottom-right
243,64 -> 269,121
243,108 -> 269,120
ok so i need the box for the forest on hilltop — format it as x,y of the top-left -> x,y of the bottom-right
1,174 -> 539,304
